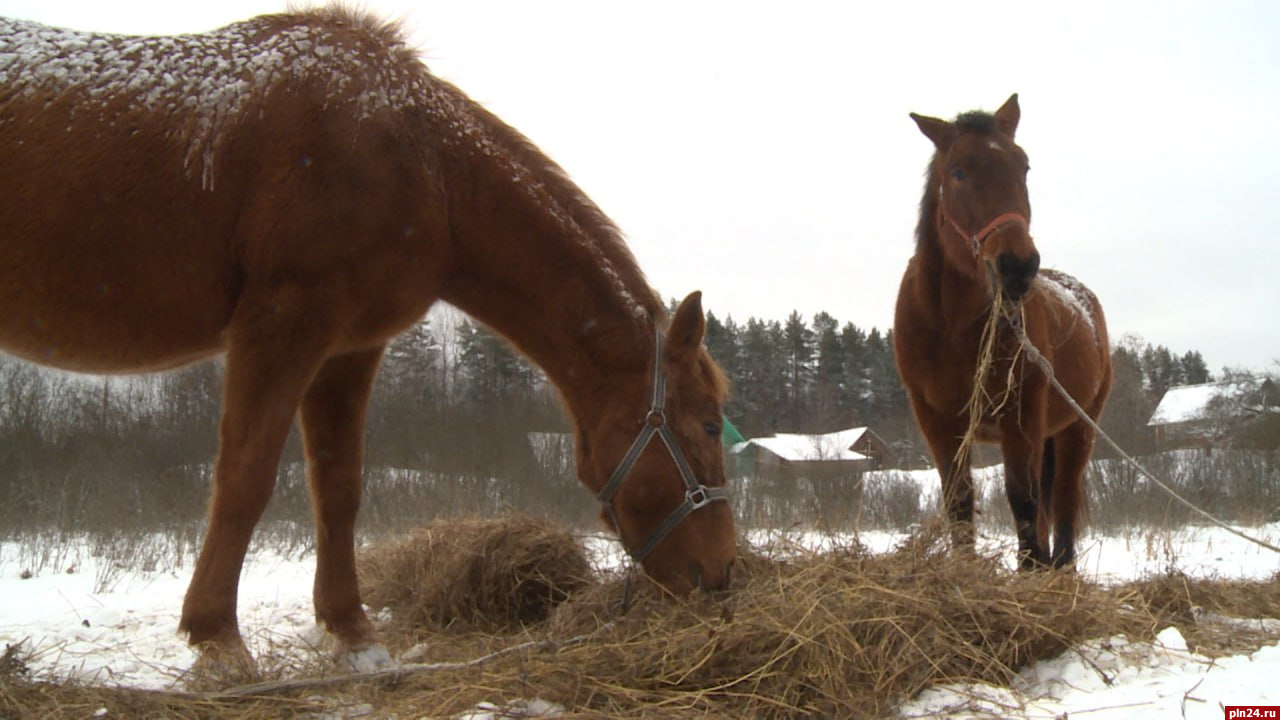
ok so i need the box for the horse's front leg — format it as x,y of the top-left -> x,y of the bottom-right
299,346 -> 393,672
910,393 -> 977,552
180,310 -> 331,675
1001,422 -> 1049,570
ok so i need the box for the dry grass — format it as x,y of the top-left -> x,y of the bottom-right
356,514 -> 596,640
3,515 -> 1278,719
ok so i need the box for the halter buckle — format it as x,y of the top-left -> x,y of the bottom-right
686,486 -> 712,510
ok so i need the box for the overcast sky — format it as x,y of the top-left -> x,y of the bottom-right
4,1 -> 1277,373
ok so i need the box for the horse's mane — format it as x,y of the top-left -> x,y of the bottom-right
419,65 -> 664,325
953,110 -> 999,136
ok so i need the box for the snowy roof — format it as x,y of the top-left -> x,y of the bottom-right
736,427 -> 871,463
526,431 -> 572,452
1147,381 -> 1250,426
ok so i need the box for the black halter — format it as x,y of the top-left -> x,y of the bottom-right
596,329 -> 730,562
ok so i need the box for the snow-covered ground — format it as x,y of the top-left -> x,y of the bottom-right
2,523 -> 1278,719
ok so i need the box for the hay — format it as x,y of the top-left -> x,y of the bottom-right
955,288 -> 1024,471
5,516 -> 1279,719
357,514 -> 596,636
1109,572 -> 1280,657
522,526 -> 1113,718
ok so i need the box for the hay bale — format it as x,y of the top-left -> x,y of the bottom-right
358,515 -> 595,634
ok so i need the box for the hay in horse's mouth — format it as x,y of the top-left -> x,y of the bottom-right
954,285 -> 1027,470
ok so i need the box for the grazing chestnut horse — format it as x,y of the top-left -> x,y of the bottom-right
0,9 -> 736,673
894,95 -> 1112,569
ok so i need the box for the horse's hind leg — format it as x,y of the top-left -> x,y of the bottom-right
180,295 -> 333,674
299,346 -> 393,671
1048,421 -> 1094,568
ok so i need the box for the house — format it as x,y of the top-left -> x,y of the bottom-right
1147,377 -> 1279,450
731,426 -> 889,479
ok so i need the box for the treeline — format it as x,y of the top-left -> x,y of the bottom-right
371,304 -> 918,455
704,310 -> 909,442
0,304 -> 1230,534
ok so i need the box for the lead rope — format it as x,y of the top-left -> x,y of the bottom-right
1005,313 -> 1280,556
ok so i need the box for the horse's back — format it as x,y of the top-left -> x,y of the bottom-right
1032,268 -> 1112,421
0,11 -> 441,373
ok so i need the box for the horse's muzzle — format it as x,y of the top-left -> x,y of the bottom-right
995,249 -> 1040,301
690,558 -> 734,592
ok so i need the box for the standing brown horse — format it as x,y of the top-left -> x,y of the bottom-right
0,8 -> 736,672
894,95 -> 1112,570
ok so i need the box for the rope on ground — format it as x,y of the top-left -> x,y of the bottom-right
211,625 -> 609,698
1011,324 -> 1280,556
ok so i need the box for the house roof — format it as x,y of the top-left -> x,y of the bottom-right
1147,381 -> 1251,427
735,427 -> 872,463
527,431 -> 572,452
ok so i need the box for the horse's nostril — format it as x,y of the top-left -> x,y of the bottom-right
997,250 -> 1040,300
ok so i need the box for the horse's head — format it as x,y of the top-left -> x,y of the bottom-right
912,94 -> 1039,301
578,292 -> 737,595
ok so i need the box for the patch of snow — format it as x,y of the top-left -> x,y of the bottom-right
1034,268 -> 1100,341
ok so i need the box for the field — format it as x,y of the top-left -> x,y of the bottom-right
2,454 -> 1278,718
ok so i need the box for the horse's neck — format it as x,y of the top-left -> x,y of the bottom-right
915,228 -> 993,337
441,221 -> 654,422
431,99 -> 660,418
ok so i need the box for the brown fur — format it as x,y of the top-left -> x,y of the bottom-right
894,95 -> 1113,569
0,8 -> 735,666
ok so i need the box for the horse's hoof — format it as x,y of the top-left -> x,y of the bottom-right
186,641 -> 259,689
344,643 -> 395,673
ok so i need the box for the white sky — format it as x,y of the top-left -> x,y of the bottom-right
4,1 -> 1278,373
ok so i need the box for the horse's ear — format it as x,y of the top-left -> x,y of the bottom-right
665,291 -> 706,362
910,113 -> 955,149
995,93 -> 1020,138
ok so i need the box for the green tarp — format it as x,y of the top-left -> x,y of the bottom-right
721,415 -> 746,447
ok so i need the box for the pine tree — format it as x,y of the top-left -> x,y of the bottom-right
1181,350 -> 1212,385
812,312 -> 845,430
782,310 -> 815,430
735,318 -> 785,436
378,319 -> 439,408
456,320 -> 539,406
839,322 -> 869,423
704,311 -> 744,423
1141,344 -> 1183,399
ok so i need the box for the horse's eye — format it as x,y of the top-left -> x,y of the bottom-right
950,166 -> 966,182
703,422 -> 721,438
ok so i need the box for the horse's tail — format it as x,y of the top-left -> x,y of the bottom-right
1039,436 -> 1056,520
